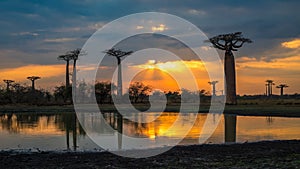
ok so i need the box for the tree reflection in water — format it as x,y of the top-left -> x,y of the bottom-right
0,112 -> 85,150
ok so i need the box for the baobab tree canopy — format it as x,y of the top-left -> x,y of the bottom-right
67,48 -> 81,60
209,32 -> 252,51
27,76 -> 41,81
27,76 -> 41,91
104,48 -> 133,60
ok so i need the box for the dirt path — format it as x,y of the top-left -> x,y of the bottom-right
1,140 -> 300,169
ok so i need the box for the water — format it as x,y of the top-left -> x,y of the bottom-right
0,112 -> 299,151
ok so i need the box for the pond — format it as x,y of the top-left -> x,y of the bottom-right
0,112 -> 299,151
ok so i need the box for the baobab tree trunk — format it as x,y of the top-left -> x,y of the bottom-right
212,84 -> 216,96
6,83 -> 9,92
224,50 -> 237,105
66,60 -> 70,88
31,80 -> 35,91
117,58 -> 122,98
72,59 -> 77,102
280,87 -> 284,96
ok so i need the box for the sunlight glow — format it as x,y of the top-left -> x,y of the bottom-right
134,60 -> 205,72
0,64 -> 65,81
281,39 -> 300,49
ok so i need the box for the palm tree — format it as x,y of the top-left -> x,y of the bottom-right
208,32 -> 252,104
27,76 -> 41,91
103,48 -> 133,98
3,79 -> 14,92
276,84 -> 289,96
208,81 -> 218,96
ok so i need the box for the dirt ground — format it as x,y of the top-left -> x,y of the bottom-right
1,140 -> 300,169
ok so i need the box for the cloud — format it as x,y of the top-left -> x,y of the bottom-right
0,0 -> 300,94
11,32 -> 39,36
88,22 -> 106,30
236,55 -> 300,71
151,24 -> 168,32
44,38 -> 77,43
187,9 -> 206,16
282,39 -> 300,49
136,25 -> 144,30
131,60 -> 206,72
0,64 -> 65,79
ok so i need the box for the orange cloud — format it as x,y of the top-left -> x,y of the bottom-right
236,55 -> 300,70
281,39 -> 300,49
0,64 -> 65,82
236,55 -> 300,95
133,60 -> 206,72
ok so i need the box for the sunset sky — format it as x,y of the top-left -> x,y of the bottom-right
0,0 -> 299,95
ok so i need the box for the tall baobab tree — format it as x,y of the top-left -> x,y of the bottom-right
58,53 -> 72,88
266,80 -> 275,96
3,79 -> 14,92
208,81 -> 218,96
67,48 -> 83,100
276,84 -> 289,96
208,32 -> 252,104
27,76 -> 41,91
103,48 -> 133,98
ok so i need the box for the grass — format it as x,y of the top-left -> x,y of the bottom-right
0,98 -> 299,117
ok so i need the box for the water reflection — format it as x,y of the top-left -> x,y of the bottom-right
0,113 -> 85,150
224,114 -> 237,143
0,112 -> 299,151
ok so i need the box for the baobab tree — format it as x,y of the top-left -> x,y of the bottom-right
103,48 -> 133,98
265,80 -> 275,96
208,32 -> 252,104
208,81 -> 218,96
276,84 -> 289,96
58,53 -> 72,88
67,48 -> 84,101
3,79 -> 14,92
27,76 -> 41,91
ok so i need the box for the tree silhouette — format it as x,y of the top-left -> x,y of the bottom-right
67,48 -> 85,101
208,81 -> 218,96
95,81 -> 117,104
208,32 -> 252,104
129,82 -> 152,103
265,80 -> 275,96
276,84 -> 289,96
58,53 -> 72,88
103,48 -> 133,98
3,79 -> 14,92
27,76 -> 41,91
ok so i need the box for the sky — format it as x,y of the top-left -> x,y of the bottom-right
0,0 -> 299,95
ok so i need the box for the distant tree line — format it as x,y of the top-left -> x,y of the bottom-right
0,80 -> 214,105
0,79 -> 299,106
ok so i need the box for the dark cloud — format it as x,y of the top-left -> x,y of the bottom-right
0,0 -> 299,68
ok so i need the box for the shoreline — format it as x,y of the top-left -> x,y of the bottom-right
1,140 -> 299,168
1,104 -> 300,117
